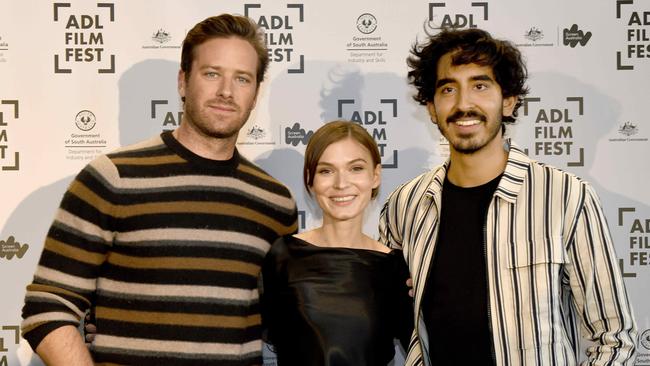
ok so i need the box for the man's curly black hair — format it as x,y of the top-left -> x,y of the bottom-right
407,27 -> 529,129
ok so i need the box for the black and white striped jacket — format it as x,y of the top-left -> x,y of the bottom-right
380,142 -> 637,366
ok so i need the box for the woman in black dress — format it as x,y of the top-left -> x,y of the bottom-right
261,121 -> 413,366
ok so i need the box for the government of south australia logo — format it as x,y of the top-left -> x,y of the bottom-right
618,122 -> 638,136
356,13 -> 377,34
152,29 -> 171,44
640,329 -> 650,350
247,125 -> 266,140
524,27 -> 544,42
563,24 -> 591,47
75,110 -> 96,131
0,236 -> 29,260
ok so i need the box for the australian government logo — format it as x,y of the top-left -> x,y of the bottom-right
152,29 -> 171,44
525,27 -> 544,42
245,3 -> 306,73
142,28 -> 181,50
247,125 -> 266,140
53,2 -> 116,73
238,124 -> 276,145
516,27 -> 554,47
347,13 -> 388,64
65,109 -> 107,161
615,0 -> 649,70
1,99 -> 20,171
608,121 -> 648,142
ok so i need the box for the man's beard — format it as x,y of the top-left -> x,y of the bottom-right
183,98 -> 249,139
440,109 -> 502,155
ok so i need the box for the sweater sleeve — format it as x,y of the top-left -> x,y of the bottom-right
21,155 -> 118,350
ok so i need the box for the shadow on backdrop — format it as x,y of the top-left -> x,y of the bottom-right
256,60 -> 437,366
511,71 -> 649,333
257,60 -> 435,239
2,59 -> 180,366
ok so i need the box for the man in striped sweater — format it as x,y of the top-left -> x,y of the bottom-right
380,28 -> 637,365
21,14 -> 297,365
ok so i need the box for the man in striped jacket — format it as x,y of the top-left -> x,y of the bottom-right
21,14 -> 297,365
380,28 -> 637,365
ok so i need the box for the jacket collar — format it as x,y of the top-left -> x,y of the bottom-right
424,140 -> 531,204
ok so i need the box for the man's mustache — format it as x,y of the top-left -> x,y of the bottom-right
446,110 -> 487,123
206,98 -> 239,110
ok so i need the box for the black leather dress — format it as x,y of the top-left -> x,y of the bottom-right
261,235 -> 413,366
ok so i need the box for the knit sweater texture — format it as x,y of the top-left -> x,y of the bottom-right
21,132 -> 298,365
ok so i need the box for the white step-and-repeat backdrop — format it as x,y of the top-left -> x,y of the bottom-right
1,1 -> 649,365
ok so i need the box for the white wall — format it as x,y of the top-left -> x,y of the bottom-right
1,1 -> 649,365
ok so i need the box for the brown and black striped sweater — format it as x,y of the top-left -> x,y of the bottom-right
21,131 -> 298,365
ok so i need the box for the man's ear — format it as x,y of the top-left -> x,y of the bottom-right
502,95 -> 516,117
178,70 -> 186,101
426,101 -> 437,124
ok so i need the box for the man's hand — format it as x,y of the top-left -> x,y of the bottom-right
406,278 -> 414,297
84,312 -> 97,344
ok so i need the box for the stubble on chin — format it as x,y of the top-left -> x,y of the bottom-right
438,121 -> 503,155
184,104 -> 248,139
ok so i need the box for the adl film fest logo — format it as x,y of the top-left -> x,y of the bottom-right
522,96 -> 586,167
0,325 -> 21,366
337,98 -> 399,169
428,1 -> 488,28
245,3 -> 305,73
617,207 -> 650,277
0,100 -> 19,171
151,100 -> 182,131
615,0 -> 649,70
53,2 -> 116,73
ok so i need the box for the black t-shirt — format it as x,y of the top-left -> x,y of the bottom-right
421,174 -> 501,365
